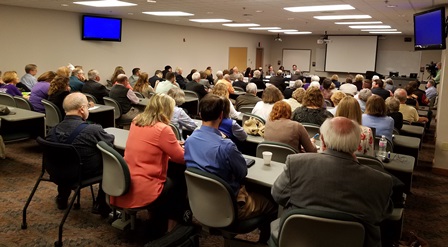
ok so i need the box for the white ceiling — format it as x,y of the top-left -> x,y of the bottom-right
0,0 -> 446,36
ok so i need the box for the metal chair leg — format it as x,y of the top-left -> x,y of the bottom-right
21,171 -> 45,230
55,187 -> 81,247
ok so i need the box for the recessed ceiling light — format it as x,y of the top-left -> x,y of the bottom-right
222,23 -> 260,27
335,21 -> 382,25
287,18 -> 295,20
369,31 -> 402,34
143,11 -> 194,16
284,31 -> 312,35
387,5 -> 398,8
255,10 -> 263,13
206,12 -> 214,14
361,29 -> 397,32
61,4 -> 69,7
349,25 -> 391,29
147,0 -> 156,3
268,29 -> 298,32
128,13 -> 134,15
314,15 -> 371,20
189,19 -> 232,23
249,27 -> 281,30
74,0 -> 137,7
284,4 -> 355,12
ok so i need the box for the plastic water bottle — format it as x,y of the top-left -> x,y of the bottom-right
378,135 -> 387,160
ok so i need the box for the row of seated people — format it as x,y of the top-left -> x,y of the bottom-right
48,92 -> 395,246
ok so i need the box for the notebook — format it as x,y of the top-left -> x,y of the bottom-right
245,158 -> 255,168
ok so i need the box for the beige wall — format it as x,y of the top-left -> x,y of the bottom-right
0,5 -> 272,84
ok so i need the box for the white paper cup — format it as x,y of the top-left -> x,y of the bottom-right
262,151 -> 273,166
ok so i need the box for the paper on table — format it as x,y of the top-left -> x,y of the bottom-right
88,106 -> 100,111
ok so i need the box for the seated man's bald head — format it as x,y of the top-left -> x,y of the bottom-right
63,93 -> 89,120
320,117 -> 361,154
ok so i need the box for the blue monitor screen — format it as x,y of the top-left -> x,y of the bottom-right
414,7 -> 446,50
82,15 -> 122,42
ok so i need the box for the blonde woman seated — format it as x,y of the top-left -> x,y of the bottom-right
110,94 -> 186,233
264,101 -> 317,153
335,97 -> 374,157
167,88 -> 198,136
212,83 -> 240,119
328,91 -> 347,115
252,85 -> 284,121
285,88 -> 305,112
133,72 -> 154,98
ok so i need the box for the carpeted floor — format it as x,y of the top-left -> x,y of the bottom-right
0,122 -> 446,246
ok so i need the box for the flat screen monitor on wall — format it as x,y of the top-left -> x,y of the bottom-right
82,15 -> 122,42
414,7 -> 446,50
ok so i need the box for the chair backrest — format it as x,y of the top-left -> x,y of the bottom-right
233,86 -> 245,92
392,128 -> 400,135
324,99 -> 333,107
183,90 -> 199,100
83,93 -> 98,104
356,154 -> 385,172
301,122 -> 320,138
41,99 -> 62,128
14,96 -> 34,111
278,208 -> 365,247
96,141 -> 130,197
169,123 -> 181,140
134,92 -> 144,98
256,141 -> 297,163
0,92 -> 17,107
239,106 -> 255,114
36,136 -> 82,185
242,113 -> 266,125
374,136 -> 394,153
184,167 -> 237,228
103,97 -> 122,120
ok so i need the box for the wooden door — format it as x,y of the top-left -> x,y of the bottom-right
256,48 -> 264,69
229,47 -> 247,71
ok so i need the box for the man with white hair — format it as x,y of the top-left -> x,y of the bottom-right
69,68 -> 85,92
185,71 -> 208,99
250,70 -> 266,90
304,75 -> 319,90
357,88 -> 372,112
268,70 -> 286,92
283,80 -> 303,99
81,69 -> 109,105
394,88 -> 428,124
232,73 -> 247,91
271,117 -> 394,247
235,83 -> 261,110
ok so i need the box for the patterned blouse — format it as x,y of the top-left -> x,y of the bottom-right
356,126 -> 374,157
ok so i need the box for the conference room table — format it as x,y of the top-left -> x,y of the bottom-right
88,104 -> 115,128
0,107 -> 45,140
136,95 -> 199,116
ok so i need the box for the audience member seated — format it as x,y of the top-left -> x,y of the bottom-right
216,74 -> 235,95
109,74 -> 140,122
205,66 -> 214,84
394,88 -> 428,124
29,71 -> 57,113
128,67 -> 140,87
357,88 -> 372,113
268,70 -> 286,92
386,97 -> 403,130
20,64 -> 38,91
292,87 -> 333,126
303,75 -> 319,90
48,75 -> 71,117
198,71 -> 212,91
285,88 -> 305,112
167,88 -> 197,137
212,83 -> 240,119
47,93 -> 114,215
174,67 -> 186,89
133,72 -> 154,98
290,70 -> 302,82
218,97 -> 247,144
321,78 -> 333,100
185,72 -> 208,100
362,79 -> 373,89
235,83 -> 261,111
406,81 -> 428,106
425,79 -> 437,102
335,97 -> 374,157
109,66 -> 125,87
155,72 -> 178,94
162,65 -> 172,79
149,70 -> 163,88
81,69 -> 109,105
69,68 -> 85,92
232,73 -> 247,91
362,95 -> 394,141
328,91 -> 347,116
283,80 -> 302,99
353,74 -> 364,91
339,76 -> 358,96
111,94 -> 186,233
184,94 -> 277,243
371,79 -> 392,100
214,70 -> 223,84
250,70 -> 266,90
265,101 -> 317,153
271,117 -> 393,247
384,78 -> 396,93
252,86 -> 284,121
186,69 -> 196,83
330,74 -> 341,89
0,71 -> 26,97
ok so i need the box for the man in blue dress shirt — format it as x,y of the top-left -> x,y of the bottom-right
184,94 -> 276,243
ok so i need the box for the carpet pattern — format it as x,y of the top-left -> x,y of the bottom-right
0,123 -> 446,246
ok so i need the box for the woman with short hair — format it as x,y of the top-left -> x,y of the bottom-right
110,94 -> 185,233
362,95 -> 394,141
251,85 -> 284,120
335,97 -> 374,156
292,87 -> 333,126
265,101 -> 317,153
167,88 -> 197,136
328,91 -> 347,115
0,71 -> 23,97
285,88 -> 305,112
385,96 -> 403,130
29,71 -> 57,113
